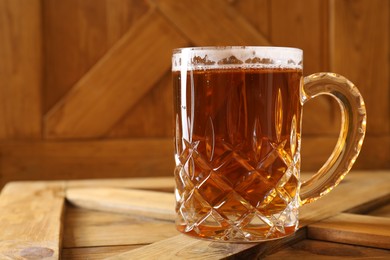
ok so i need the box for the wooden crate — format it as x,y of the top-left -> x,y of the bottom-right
0,171 -> 389,259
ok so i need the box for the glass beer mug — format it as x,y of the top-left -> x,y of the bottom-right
172,47 -> 366,242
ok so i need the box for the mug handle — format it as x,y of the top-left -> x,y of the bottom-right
299,73 -> 367,205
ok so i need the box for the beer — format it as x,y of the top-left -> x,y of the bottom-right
173,67 -> 303,241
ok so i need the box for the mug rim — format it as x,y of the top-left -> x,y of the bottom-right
173,46 -> 302,54
172,46 -> 303,71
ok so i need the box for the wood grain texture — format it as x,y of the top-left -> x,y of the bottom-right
307,213 -> 390,249
0,139 -> 174,189
65,172 -> 390,226
66,172 -> 389,259
229,0 -> 270,37
271,0 -> 328,74
107,71 -> 174,138
66,176 -> 174,191
62,245 -> 142,260
156,0 -> 270,46
330,0 -> 390,135
0,0 -> 42,140
1,137 -> 388,189
299,171 -> 390,225
45,9 -> 188,138
0,181 -> 65,259
66,188 -> 175,221
42,0 -> 149,113
264,239 -> 390,259
104,234 -> 251,260
369,203 -> 390,218
62,206 -> 176,248
0,172 -> 388,259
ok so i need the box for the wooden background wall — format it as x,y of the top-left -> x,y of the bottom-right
0,0 -> 389,188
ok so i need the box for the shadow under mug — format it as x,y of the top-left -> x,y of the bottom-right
172,46 -> 366,242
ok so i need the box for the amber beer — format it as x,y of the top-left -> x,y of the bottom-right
173,65 -> 303,240
172,47 -> 366,242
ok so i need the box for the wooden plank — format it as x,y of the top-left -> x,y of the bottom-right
0,0 -> 42,139
264,239 -> 390,259
345,193 -> 390,215
300,135 -> 390,171
44,9 -> 188,138
330,0 -> 390,135
105,230 -> 306,260
42,0 -> 149,113
368,203 -> 390,218
307,213 -> 390,249
156,0 -> 270,46
78,172 -> 389,259
230,0 -> 270,37
0,139 -> 174,189
299,171 -> 390,225
62,206 -> 177,248
66,176 -> 174,191
66,188 -> 175,221
108,71 -> 173,138
63,172 -> 390,225
62,245 -> 142,260
0,181 -> 65,259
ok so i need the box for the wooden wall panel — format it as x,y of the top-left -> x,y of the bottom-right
43,0 -> 149,113
330,0 -> 390,167
330,0 -> 390,135
0,0 -> 389,188
108,72 -> 173,138
270,0 -> 340,136
231,0 -> 270,37
0,139 -> 173,185
0,0 -> 42,140
270,0 -> 328,74
45,10 -> 188,139
156,0 -> 270,46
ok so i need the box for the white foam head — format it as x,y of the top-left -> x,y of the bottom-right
172,46 -> 303,71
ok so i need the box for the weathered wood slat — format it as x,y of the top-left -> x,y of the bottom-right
264,239 -> 390,259
0,182 -> 65,259
103,229 -> 306,260
66,188 -> 175,221
0,0 -> 42,139
299,172 -> 390,225
156,0 -> 269,46
103,234 -> 275,260
80,172 -> 389,259
62,206 -> 176,248
62,245 -> 142,260
368,203 -> 390,218
61,172 -> 390,224
66,176 -> 174,191
307,213 -> 390,249
45,9 -> 188,138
